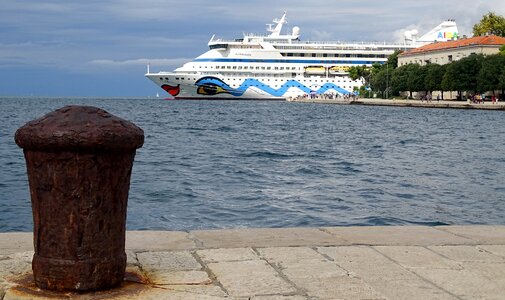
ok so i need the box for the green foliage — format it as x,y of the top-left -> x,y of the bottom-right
472,12 -> 505,37
387,50 -> 402,69
500,66 -> 505,89
424,64 -> 445,92
456,54 -> 484,92
391,64 -> 410,96
500,45 -> 505,55
370,68 -> 388,97
478,54 -> 505,92
441,63 -> 458,92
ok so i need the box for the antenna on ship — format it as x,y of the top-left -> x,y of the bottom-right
147,63 -> 150,74
267,11 -> 287,37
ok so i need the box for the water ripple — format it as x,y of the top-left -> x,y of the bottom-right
1,97 -> 504,232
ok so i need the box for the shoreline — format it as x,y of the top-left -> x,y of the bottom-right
2,225 -> 505,299
288,97 -> 505,110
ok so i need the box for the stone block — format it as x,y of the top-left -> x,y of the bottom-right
126,231 -> 195,251
322,226 -> 475,246
478,245 -> 505,258
413,267 -> 504,299
136,251 -> 202,272
429,245 -> 505,262
190,227 -> 345,249
437,225 -> 505,244
147,270 -> 211,285
251,296 -> 307,300
197,248 -> 259,263
207,260 -> 296,298
318,246 -> 457,299
374,246 -> 461,269
0,233 -> 32,256
289,276 -> 385,300
257,247 -> 325,263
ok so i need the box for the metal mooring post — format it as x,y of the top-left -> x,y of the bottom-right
15,105 -> 144,291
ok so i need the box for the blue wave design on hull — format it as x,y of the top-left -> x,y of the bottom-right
195,77 -> 350,97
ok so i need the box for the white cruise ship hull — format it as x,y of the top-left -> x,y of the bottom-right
146,73 -> 359,100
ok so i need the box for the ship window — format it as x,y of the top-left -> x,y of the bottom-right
159,77 -> 163,80
175,77 -> 179,80
312,53 -> 316,57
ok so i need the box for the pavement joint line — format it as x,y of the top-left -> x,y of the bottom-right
370,245 -> 463,299
186,231 -> 204,249
312,246 -> 359,279
131,250 -> 154,286
476,245 -> 505,259
422,246 -> 466,269
191,250 -> 230,297
432,226 -> 472,242
251,247 -> 309,298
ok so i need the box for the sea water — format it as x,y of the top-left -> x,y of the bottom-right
1,97 -> 504,232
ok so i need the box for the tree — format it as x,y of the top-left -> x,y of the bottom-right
424,64 -> 445,99
500,45 -> 505,55
370,68 -> 388,98
457,54 -> 484,93
442,62 -> 459,99
478,54 -> 505,94
406,64 -> 425,96
472,12 -> 505,37
391,64 -> 410,97
498,66 -> 505,99
348,65 -> 372,87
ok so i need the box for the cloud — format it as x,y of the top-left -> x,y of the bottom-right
89,58 -> 189,69
2,0 -> 505,96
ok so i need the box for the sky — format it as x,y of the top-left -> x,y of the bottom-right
1,0 -> 504,97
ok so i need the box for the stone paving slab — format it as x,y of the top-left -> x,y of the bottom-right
206,259 -> 297,298
318,246 -> 459,299
0,233 -> 32,256
437,225 -> 505,244
322,225 -> 475,246
190,227 -> 347,248
125,231 -> 195,251
1,225 -> 505,299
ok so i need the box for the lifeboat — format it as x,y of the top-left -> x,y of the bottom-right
329,65 -> 350,75
304,66 -> 326,75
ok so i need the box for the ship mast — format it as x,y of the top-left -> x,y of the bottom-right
267,12 -> 287,37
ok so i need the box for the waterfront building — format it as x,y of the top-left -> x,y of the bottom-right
398,35 -> 505,66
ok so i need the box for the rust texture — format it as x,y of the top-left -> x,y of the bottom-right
15,105 -> 144,292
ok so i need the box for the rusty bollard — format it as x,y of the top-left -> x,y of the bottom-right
14,105 -> 144,291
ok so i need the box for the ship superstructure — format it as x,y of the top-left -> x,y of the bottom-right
146,13 -> 458,99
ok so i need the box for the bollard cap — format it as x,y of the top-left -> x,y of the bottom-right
15,105 -> 144,151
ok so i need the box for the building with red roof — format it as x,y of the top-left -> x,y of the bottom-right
398,35 -> 505,66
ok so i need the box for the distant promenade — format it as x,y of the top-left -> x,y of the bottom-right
289,97 -> 505,110
2,225 -> 505,299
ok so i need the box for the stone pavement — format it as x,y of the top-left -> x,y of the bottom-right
1,225 -> 505,299
288,97 -> 505,110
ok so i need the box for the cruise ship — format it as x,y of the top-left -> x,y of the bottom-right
146,13 -> 458,100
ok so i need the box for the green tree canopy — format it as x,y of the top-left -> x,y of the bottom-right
472,12 -> 505,37
478,54 -> 505,92
424,64 -> 445,93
